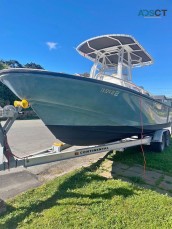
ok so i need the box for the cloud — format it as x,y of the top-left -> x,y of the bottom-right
46,42 -> 57,50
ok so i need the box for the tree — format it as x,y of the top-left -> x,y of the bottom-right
5,60 -> 23,68
24,62 -> 44,69
0,59 -> 44,106
0,62 -> 8,70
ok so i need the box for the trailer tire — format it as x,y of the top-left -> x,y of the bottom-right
165,131 -> 170,147
152,132 -> 165,152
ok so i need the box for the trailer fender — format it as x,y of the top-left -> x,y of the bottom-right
151,129 -> 170,143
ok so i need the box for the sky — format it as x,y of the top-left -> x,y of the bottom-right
0,0 -> 172,96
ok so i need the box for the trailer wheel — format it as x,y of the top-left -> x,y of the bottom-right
165,131 -> 170,147
152,133 -> 165,152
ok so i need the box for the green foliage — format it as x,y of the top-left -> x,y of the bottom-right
0,82 -> 18,106
0,60 -> 44,70
24,62 -> 43,69
0,62 -> 8,70
0,59 -> 44,106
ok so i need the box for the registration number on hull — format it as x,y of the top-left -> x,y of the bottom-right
101,88 -> 119,96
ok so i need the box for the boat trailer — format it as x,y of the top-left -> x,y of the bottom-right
0,102 -> 171,171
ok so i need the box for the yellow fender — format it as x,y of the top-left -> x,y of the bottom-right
14,99 -> 29,109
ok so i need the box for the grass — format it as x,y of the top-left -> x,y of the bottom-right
110,140 -> 172,175
129,176 -> 146,184
0,158 -> 172,229
1,140 -> 172,228
155,175 -> 164,187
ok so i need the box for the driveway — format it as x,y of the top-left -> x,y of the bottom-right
0,120 -> 107,200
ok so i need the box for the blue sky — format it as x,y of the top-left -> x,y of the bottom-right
0,0 -> 172,96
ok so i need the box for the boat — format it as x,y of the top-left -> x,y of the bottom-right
0,34 -> 171,146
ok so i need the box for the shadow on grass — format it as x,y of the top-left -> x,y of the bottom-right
0,152 -> 136,228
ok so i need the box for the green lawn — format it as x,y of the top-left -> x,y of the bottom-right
111,140 -> 172,175
0,157 -> 172,229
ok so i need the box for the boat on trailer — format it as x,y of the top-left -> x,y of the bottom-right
0,34 -> 171,146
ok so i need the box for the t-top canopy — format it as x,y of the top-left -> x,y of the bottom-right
76,34 -> 153,67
